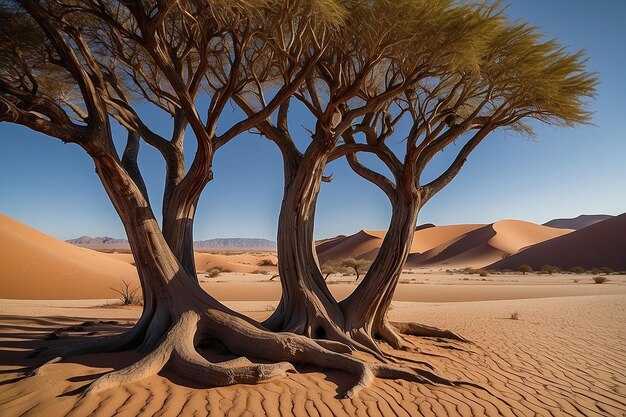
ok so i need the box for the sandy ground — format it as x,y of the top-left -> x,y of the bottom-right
1,275 -> 625,417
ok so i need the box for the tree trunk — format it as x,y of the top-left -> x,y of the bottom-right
340,194 -> 420,348
263,145 -> 345,339
30,148 -> 456,397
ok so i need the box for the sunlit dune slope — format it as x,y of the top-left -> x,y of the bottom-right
0,214 -> 139,299
407,220 -> 572,268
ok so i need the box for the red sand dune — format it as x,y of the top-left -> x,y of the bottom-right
490,213 -> 626,270
0,214 -> 139,299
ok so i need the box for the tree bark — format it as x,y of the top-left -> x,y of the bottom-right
263,142 -> 346,339
340,193 -> 420,348
30,147 -> 456,397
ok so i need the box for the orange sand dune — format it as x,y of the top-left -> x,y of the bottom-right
317,229 -> 386,263
0,214 -> 139,299
490,213 -> 626,270
408,220 -> 571,268
317,225 -> 483,264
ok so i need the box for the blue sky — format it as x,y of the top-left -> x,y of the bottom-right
1,0 -> 625,241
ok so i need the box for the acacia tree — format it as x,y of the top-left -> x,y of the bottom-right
336,19 -> 596,349
1,0 -> 455,397
239,0 -> 595,355
238,0 -> 489,350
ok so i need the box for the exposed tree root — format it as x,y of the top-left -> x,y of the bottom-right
391,321 -> 470,343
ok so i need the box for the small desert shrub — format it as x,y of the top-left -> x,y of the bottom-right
258,259 -> 277,267
540,265 -> 558,275
517,264 -> 533,275
468,268 -> 488,276
110,279 -> 140,305
593,276 -> 608,284
207,268 -> 221,278
598,267 -> 614,275
510,311 -> 520,320
573,279 -> 579,283
569,266 -> 585,274
252,269 -> 269,275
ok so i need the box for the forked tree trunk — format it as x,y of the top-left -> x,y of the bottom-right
30,145 -> 456,397
340,193 -> 420,348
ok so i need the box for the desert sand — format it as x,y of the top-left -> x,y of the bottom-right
2,215 -> 626,416
1,282 -> 625,416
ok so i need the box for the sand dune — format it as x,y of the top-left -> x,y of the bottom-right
316,224 -> 483,264
491,213 -> 626,270
543,213 -> 614,230
318,220 -> 570,269
0,214 -> 139,299
406,220 -> 572,268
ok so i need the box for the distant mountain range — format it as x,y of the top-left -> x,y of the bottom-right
66,236 -> 276,251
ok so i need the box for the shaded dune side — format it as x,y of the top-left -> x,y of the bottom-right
317,230 -> 386,263
316,225 -> 484,264
408,220 -> 572,268
490,213 -> 626,270
0,214 -> 139,299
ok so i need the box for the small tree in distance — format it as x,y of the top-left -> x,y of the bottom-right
340,258 -> 373,281
320,263 -> 338,280
518,265 -> 534,275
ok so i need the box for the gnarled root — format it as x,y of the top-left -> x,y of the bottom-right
76,304 -> 459,399
391,321 -> 469,343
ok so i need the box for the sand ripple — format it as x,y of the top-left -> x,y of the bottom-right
1,294 -> 624,417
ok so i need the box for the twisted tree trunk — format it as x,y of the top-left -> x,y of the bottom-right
263,143 -> 345,339
340,193 -> 419,348
29,145 -> 455,397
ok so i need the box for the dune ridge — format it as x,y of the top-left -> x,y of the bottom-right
490,213 -> 626,270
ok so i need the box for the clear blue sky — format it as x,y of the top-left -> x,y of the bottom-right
1,0 -> 625,241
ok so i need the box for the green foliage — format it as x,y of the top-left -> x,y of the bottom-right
540,265 -> 559,275
340,258 -> 372,281
518,264 -> 533,274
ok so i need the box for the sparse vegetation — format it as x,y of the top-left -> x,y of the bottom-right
599,267 -> 614,275
518,264 -> 533,275
569,266 -> 585,274
510,312 -> 520,320
110,279 -> 141,305
207,269 -> 221,278
320,262 -> 338,280
540,265 -> 559,275
593,276 -> 608,284
258,259 -> 277,267
468,268 -> 489,277
252,269 -> 269,275
339,258 -> 373,281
